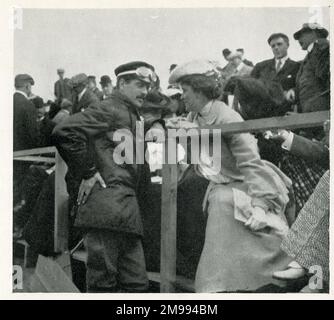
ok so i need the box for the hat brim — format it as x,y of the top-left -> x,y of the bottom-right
294,27 -> 329,40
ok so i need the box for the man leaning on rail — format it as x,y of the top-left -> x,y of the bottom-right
52,61 -> 165,293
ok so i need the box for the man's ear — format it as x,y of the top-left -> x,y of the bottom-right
118,78 -> 125,89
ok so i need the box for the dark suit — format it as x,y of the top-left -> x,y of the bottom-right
290,134 -> 329,169
295,39 -> 330,113
13,92 -> 41,204
251,57 -> 300,92
72,89 -> 99,114
13,92 -> 40,151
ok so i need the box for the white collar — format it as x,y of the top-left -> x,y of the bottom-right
15,90 -> 28,99
78,88 -> 87,101
275,55 -> 289,65
236,61 -> 245,72
307,42 -> 315,53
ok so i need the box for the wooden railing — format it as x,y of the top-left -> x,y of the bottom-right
13,110 -> 329,292
159,110 -> 329,292
13,146 -> 69,253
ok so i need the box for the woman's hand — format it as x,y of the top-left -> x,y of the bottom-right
244,206 -> 268,231
77,172 -> 106,205
166,117 -> 197,129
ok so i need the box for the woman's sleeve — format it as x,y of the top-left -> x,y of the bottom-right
222,109 -> 288,212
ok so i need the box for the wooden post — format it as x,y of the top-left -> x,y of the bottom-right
54,150 -> 69,253
160,138 -> 178,293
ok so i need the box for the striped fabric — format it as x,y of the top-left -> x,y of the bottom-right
281,170 -> 329,283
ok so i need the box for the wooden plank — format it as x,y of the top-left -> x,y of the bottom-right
31,254 -> 79,292
171,110 -> 330,137
148,272 -> 195,293
160,140 -> 178,293
54,151 -> 69,253
13,146 -> 56,157
13,156 -> 56,163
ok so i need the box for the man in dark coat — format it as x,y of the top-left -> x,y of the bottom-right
52,61 -> 164,293
13,74 -> 41,221
14,74 -> 40,151
54,68 -> 72,104
69,73 -> 99,114
232,33 -> 300,165
293,23 -> 330,115
246,33 -> 300,117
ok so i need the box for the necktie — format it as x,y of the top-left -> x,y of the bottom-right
276,59 -> 282,73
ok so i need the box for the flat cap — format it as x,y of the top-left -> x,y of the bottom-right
115,61 -> 155,84
69,73 -> 88,88
88,75 -> 96,81
57,68 -> 65,73
100,75 -> 112,85
294,23 -> 328,40
15,74 -> 34,87
168,60 -> 218,84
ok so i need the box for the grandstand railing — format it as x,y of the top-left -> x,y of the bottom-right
12,110 -> 329,292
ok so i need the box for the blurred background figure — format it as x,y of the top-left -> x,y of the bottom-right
69,73 -> 99,114
236,48 -> 254,66
54,68 -> 72,104
88,75 -> 103,100
99,75 -> 113,100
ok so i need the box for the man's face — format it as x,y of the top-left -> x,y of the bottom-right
270,37 -> 289,59
88,80 -> 96,90
119,78 -> 149,108
58,71 -> 64,78
102,83 -> 113,96
298,31 -> 317,50
181,84 -> 202,112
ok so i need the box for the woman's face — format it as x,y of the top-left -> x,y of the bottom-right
180,84 -> 203,112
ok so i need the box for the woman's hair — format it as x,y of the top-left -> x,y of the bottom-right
179,74 -> 221,100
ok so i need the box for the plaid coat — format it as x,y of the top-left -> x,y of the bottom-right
281,170 -> 329,283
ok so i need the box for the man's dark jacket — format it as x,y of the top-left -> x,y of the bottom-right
72,89 -> 99,114
233,58 -> 300,119
52,91 -> 160,237
13,92 -> 40,151
295,39 -> 330,113
251,57 -> 300,92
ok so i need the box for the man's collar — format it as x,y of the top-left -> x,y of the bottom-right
307,41 -> 316,53
275,55 -> 289,64
78,88 -> 87,102
15,90 -> 28,99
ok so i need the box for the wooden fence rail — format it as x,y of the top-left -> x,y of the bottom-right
13,110 -> 329,292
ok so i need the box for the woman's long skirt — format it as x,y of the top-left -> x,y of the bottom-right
195,181 -> 291,292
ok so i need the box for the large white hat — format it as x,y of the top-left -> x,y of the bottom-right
168,59 -> 218,84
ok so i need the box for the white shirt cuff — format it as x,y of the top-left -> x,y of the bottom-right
281,131 -> 294,151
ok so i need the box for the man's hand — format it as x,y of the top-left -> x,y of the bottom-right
265,129 -> 290,144
146,122 -> 165,143
244,206 -> 268,231
284,89 -> 295,103
77,172 -> 106,205
166,117 -> 198,129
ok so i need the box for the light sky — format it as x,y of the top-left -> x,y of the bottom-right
14,7 -> 330,100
